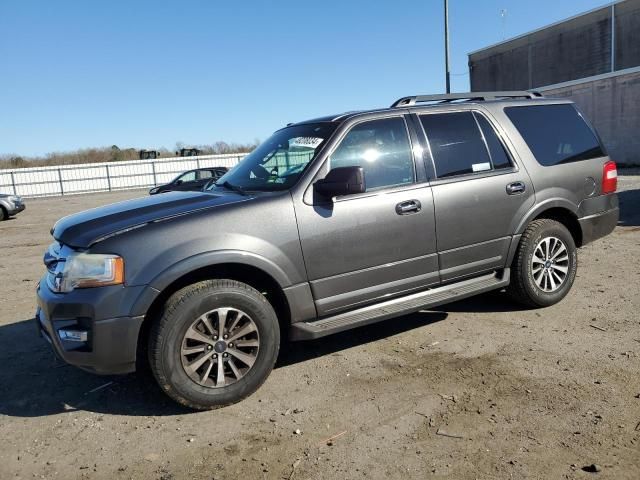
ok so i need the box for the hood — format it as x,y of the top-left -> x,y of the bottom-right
53,190 -> 251,248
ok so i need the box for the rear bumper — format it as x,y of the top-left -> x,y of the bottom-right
35,280 -> 144,375
579,207 -> 619,245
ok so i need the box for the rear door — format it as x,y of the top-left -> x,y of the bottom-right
414,109 -> 535,282
294,115 -> 439,316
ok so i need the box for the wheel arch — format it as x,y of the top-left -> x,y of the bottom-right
133,256 -> 294,369
515,199 -> 583,247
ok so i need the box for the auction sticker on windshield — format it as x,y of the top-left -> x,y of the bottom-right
289,137 -> 324,149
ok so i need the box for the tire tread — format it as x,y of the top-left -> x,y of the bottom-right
148,279 -> 277,410
508,219 -> 575,308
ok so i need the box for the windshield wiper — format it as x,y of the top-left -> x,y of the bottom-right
216,180 -> 248,196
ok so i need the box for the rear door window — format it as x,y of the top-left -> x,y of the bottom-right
505,104 -> 605,166
420,112 -> 492,178
474,113 -> 512,170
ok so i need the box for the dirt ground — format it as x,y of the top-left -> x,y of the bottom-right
1,176 -> 639,480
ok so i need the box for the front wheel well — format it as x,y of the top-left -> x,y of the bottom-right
137,263 -> 290,369
532,208 -> 583,247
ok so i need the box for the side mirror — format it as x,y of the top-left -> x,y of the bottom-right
314,166 -> 365,198
175,179 -> 183,185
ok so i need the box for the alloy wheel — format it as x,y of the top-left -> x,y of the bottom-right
531,236 -> 570,292
180,307 -> 260,388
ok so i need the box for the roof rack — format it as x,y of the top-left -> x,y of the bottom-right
391,91 -> 542,108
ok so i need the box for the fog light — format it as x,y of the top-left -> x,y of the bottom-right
58,329 -> 88,342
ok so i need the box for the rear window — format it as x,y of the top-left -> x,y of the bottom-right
505,104 -> 605,166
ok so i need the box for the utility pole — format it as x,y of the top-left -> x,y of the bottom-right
444,0 -> 451,93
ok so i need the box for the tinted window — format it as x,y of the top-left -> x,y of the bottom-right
330,117 -> 414,191
505,104 -> 605,166
420,112 -> 491,178
474,113 -> 512,170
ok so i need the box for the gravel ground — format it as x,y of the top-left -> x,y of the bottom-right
1,176 -> 639,480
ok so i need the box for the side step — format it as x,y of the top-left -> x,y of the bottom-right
289,269 -> 510,341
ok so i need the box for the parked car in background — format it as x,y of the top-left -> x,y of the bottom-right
149,167 -> 228,195
0,194 -> 25,220
36,91 -> 618,410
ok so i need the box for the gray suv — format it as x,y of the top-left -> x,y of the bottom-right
0,193 -> 25,220
35,92 -> 619,409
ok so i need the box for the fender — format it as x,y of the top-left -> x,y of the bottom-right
129,249 -> 293,317
506,197 -> 580,267
514,197 -> 579,235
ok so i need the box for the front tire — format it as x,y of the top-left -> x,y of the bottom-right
508,219 -> 577,308
149,279 -> 280,410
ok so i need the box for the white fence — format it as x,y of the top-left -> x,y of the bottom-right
0,153 -> 247,198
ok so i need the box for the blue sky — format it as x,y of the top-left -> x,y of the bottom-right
0,0 -> 609,157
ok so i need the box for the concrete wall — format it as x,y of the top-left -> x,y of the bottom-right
468,0 -> 640,166
615,0 -> 640,69
469,0 -> 640,90
540,70 -> 640,166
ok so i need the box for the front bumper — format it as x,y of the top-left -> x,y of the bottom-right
7,203 -> 25,216
35,280 -> 145,375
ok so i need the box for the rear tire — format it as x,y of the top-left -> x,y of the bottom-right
508,219 -> 577,308
149,279 -> 280,410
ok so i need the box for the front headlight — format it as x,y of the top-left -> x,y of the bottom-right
52,253 -> 124,292
149,187 -> 159,194
9,195 -> 21,203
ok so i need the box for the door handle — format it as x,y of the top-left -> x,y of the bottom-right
506,181 -> 526,195
395,199 -> 421,215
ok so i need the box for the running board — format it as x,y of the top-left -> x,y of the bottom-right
289,269 -> 510,341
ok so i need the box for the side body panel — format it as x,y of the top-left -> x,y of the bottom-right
484,101 -> 613,234
295,185 -> 438,315
410,106 -> 536,281
429,172 -> 535,281
91,192 -> 312,316
291,111 -> 439,316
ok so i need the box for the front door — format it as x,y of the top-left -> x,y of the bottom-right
172,170 -> 199,191
416,110 -> 535,281
294,116 -> 439,316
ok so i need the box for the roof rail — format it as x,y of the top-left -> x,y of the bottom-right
391,91 -> 542,108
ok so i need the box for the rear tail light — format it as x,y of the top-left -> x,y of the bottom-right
602,161 -> 617,194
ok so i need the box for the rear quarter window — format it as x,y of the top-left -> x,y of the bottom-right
505,104 -> 605,167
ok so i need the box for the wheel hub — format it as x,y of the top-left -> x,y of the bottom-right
180,307 -> 260,388
531,236 -> 570,293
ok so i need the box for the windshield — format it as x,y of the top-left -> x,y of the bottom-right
208,123 -> 337,192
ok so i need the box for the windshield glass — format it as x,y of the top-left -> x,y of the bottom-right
208,123 -> 337,192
